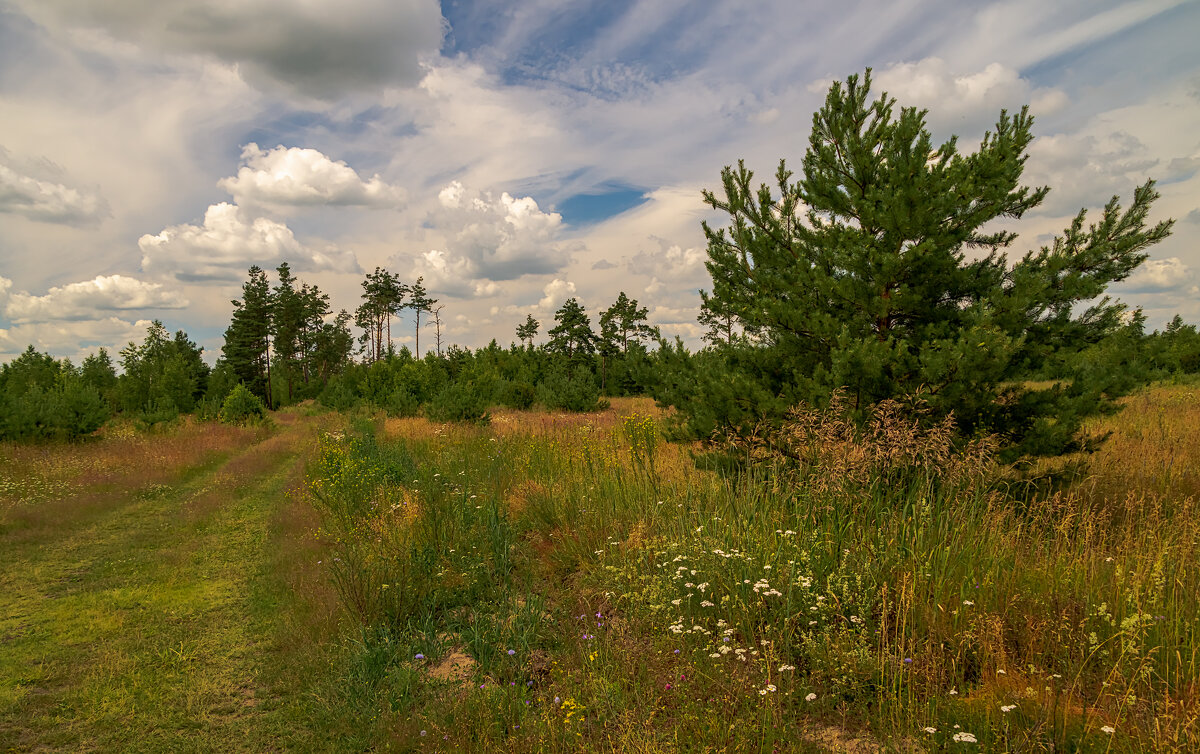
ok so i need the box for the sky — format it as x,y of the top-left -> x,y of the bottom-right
1,0 -> 1198,364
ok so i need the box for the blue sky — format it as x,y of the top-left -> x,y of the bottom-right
1,0 -> 1198,362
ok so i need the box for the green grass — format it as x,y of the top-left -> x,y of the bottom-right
303,394 -> 1199,751
3,388 -> 1197,752
0,412 -> 388,752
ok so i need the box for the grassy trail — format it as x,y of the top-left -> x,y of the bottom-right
0,415 -> 336,752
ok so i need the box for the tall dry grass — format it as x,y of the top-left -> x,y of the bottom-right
303,385 -> 1199,751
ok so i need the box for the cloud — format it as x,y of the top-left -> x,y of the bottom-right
871,58 -> 1068,137
591,259 -> 617,270
412,249 -> 502,298
138,202 -> 360,282
0,148 -> 108,226
19,0 -> 445,99
1119,257 -> 1195,294
627,241 -> 705,278
1024,130 -> 1160,216
537,279 -> 576,312
1184,208 -> 1200,225
218,143 -> 404,209
0,274 -> 188,324
0,316 -> 154,363
408,181 -> 573,295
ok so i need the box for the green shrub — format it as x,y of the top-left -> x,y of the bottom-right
382,387 -> 421,417
319,376 -> 359,411
536,369 -> 608,412
137,396 -> 180,431
219,383 -> 266,424
496,380 -> 536,410
0,379 -> 109,441
425,381 -> 489,424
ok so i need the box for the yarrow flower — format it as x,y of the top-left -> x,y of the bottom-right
952,732 -> 978,743
1001,704 -> 1017,712
1100,726 -> 1115,735
924,727 -> 937,734
805,692 -> 817,701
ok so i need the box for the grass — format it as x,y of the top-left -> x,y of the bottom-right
1,385 -> 1196,751
306,391 -> 1199,751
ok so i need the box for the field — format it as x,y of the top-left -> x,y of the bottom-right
1,383 -> 1198,752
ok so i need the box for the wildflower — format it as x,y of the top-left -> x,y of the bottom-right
923,727 -> 937,734
765,684 -> 776,692
779,664 -> 795,671
904,658 -> 913,664
962,600 -> 974,606
949,687 -> 958,695
952,732 -> 977,743
758,689 -> 769,696
997,669 -> 1006,675
420,730 -> 427,737
709,653 -> 721,658
805,692 -> 817,701
700,600 -> 715,607
1100,726 -> 1115,734
1001,704 -> 1016,712
674,649 -> 680,654
508,649 -> 516,656
415,653 -> 425,660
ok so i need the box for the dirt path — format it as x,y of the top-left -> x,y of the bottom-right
0,416 -> 332,752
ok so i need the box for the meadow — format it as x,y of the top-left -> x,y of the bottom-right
1,381 -> 1197,751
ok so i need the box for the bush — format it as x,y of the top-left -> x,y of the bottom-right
137,397 -> 180,431
382,387 -> 421,418
220,383 -> 266,424
319,376 -> 359,411
536,369 -> 608,412
496,380 -> 536,410
0,379 -> 109,441
425,381 -> 489,424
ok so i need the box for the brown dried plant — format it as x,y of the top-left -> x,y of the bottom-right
722,391 -> 999,504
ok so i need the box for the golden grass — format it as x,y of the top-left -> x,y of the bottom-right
0,418 -> 268,537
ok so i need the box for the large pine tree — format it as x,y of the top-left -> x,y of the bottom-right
688,69 -> 1172,460
222,266 -> 274,408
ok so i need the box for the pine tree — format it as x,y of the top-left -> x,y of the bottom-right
600,292 -> 655,354
546,298 -> 597,364
356,267 -> 406,361
692,69 -> 1172,460
516,314 -> 539,348
222,266 -> 274,408
408,277 -> 436,357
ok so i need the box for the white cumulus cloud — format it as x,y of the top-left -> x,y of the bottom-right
407,181 -> 575,298
138,202 -> 360,282
538,279 -> 577,312
218,143 -> 404,209
1120,257 -> 1194,293
1,274 -> 188,323
0,316 -> 155,363
0,151 -> 108,226
870,58 -> 1068,137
